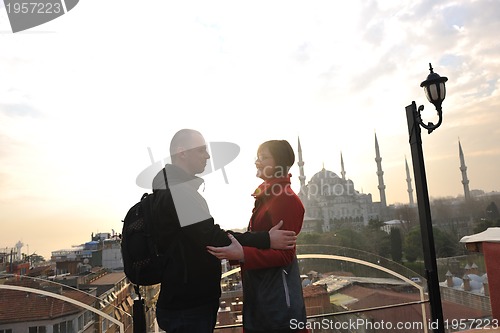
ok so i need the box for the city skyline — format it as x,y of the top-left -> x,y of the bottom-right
1,0 -> 500,259
2,135 -> 496,260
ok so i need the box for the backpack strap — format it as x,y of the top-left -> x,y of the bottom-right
163,168 -> 168,189
134,284 -> 142,300
160,167 -> 188,283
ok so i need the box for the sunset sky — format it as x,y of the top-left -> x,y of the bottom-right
1,0 -> 499,259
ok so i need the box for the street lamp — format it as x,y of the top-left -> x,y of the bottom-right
405,63 -> 448,333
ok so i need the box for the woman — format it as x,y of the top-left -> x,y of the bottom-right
208,140 -> 308,333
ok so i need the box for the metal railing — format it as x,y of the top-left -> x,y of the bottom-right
216,249 -> 428,332
1,245 -> 428,333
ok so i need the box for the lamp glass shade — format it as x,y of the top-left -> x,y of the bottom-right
420,64 -> 448,109
424,82 -> 446,104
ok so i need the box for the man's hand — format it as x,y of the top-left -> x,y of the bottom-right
207,234 -> 244,261
269,220 -> 296,250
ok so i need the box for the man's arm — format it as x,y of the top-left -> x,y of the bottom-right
163,181 -> 296,249
183,219 -> 296,250
209,196 -> 304,267
229,220 -> 296,249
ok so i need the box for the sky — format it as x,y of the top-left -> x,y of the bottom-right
1,0 -> 499,259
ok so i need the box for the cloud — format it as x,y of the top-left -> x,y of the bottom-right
358,0 -> 386,46
348,47 -> 400,92
0,103 -> 40,117
293,42 -> 311,64
0,0 -> 499,257
0,133 -> 24,160
467,147 -> 500,158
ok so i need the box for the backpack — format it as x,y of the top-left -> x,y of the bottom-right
121,193 -> 157,333
121,191 -> 164,286
121,169 -> 183,332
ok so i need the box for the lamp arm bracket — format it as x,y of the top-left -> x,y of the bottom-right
416,104 -> 443,134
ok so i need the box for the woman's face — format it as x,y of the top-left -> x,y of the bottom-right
255,147 -> 276,180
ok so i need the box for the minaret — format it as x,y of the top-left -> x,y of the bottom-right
459,140 -> 471,200
405,156 -> 415,206
375,133 -> 387,208
340,152 -> 346,180
297,137 -> 307,199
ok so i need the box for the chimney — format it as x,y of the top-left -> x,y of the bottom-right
471,263 -> 479,275
483,242 -> 500,320
446,271 -> 453,288
463,274 -> 471,292
460,228 -> 500,321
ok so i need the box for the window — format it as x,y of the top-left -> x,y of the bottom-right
0,329 -> 13,333
28,327 -> 46,333
53,321 -> 73,333
84,311 -> 94,325
78,315 -> 84,331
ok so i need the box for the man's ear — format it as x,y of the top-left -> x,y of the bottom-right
172,147 -> 186,160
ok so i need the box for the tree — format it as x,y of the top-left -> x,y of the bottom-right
368,219 -> 384,229
362,220 -> 390,258
297,232 -> 321,245
433,228 -> 459,257
473,218 -> 500,234
30,254 -> 45,264
472,201 -> 500,234
404,227 -> 422,262
486,202 -> 500,221
393,204 -> 418,235
390,228 -> 403,263
330,228 -> 364,250
403,226 -> 460,262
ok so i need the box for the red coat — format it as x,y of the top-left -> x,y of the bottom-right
241,175 -> 308,333
242,176 -> 304,268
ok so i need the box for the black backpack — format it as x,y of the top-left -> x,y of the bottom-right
121,191 -> 164,333
121,192 -> 164,286
121,169 -> 183,332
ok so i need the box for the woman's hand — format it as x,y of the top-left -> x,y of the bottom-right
207,233 -> 244,261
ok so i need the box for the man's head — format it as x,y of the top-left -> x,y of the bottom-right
170,129 -> 210,176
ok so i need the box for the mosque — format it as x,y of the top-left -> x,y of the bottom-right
296,135 -> 473,234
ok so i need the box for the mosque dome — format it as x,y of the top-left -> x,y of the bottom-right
310,168 -> 341,182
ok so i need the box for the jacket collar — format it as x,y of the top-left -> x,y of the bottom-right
252,174 -> 291,198
153,164 -> 204,190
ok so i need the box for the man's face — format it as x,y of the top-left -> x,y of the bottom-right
182,133 -> 210,175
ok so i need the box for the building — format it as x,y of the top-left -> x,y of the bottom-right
0,278 -> 97,333
87,271 -> 139,333
0,269 -> 142,333
300,168 -> 380,231
297,136 -> 385,232
51,233 -> 123,275
296,137 -> 494,234
302,284 -> 331,316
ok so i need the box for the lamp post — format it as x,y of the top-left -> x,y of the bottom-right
405,63 -> 448,333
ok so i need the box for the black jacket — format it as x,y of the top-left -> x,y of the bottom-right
152,164 -> 270,310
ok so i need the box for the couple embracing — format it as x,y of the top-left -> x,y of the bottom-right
152,129 -> 308,333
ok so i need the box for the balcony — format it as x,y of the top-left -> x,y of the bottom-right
0,244 -> 495,333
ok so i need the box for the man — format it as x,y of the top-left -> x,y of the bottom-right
152,129 -> 297,333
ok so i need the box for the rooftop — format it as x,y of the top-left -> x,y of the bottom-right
0,279 -> 96,324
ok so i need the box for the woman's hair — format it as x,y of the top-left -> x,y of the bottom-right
258,140 -> 295,176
